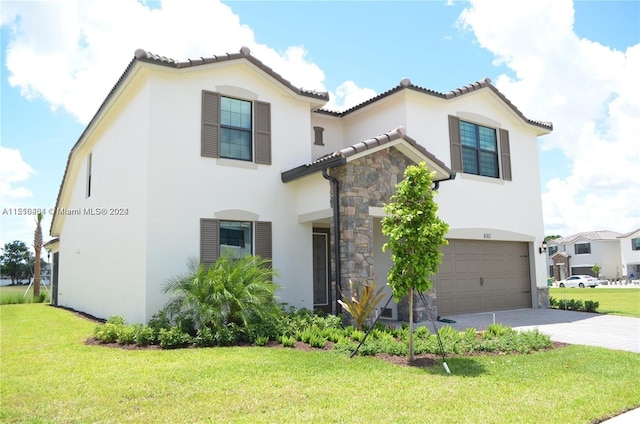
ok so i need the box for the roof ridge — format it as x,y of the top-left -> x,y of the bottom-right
316,77 -> 552,131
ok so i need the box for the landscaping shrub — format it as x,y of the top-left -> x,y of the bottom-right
281,335 -> 296,348
89,306 -> 553,358
550,296 -> 598,313
158,327 -> 192,349
194,327 -> 216,348
162,255 -> 281,334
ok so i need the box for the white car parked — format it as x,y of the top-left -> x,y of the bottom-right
558,275 -> 599,288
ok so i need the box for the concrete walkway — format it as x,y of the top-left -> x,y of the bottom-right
433,308 -> 640,353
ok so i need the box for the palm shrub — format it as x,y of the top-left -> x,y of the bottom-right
162,254 -> 281,342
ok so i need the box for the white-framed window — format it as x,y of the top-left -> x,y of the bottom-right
201,91 -> 271,164
632,238 -> 640,251
200,218 -> 272,266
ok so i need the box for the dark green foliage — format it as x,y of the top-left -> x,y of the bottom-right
134,325 -> 156,346
550,297 -> 599,313
194,327 -> 216,347
162,255 -> 281,332
381,163 -> 449,300
158,327 -> 192,349
584,300 -> 600,312
90,309 -> 552,357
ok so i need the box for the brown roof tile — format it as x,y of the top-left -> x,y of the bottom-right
317,77 -> 553,131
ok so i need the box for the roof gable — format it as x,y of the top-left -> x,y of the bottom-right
134,46 -> 328,102
316,77 -> 553,134
281,126 -> 453,183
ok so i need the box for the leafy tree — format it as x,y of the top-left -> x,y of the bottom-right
592,263 -> 601,279
544,235 -> 561,242
162,254 -> 281,335
381,162 -> 449,360
0,240 -> 30,284
33,213 -> 44,297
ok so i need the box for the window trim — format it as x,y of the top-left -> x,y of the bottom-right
632,238 -> 640,251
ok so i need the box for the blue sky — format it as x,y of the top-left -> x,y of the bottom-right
1,0 -> 639,251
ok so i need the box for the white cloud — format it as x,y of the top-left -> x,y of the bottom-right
325,81 -> 378,112
459,0 -> 640,236
0,147 -> 35,201
0,0 -> 344,124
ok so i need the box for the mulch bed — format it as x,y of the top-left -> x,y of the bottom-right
84,336 -> 570,368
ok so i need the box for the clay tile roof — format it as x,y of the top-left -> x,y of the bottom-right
134,47 -> 328,100
281,126 -> 452,183
317,77 -> 552,131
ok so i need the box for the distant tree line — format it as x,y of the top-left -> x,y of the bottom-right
0,240 -> 47,285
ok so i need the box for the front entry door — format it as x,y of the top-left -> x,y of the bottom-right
312,229 -> 331,314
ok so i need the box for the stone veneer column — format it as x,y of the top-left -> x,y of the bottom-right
328,147 -> 437,322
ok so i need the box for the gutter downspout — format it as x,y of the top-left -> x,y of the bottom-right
322,168 -> 342,314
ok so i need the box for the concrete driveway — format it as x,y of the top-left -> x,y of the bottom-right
432,308 -> 640,353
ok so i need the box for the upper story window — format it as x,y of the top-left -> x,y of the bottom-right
460,121 -> 498,177
575,242 -> 591,255
220,97 -> 252,161
632,238 -> 640,251
548,245 -> 558,256
86,153 -> 92,198
448,115 -> 511,181
201,91 -> 271,164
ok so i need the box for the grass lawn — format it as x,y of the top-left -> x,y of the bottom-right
0,284 -> 51,304
549,288 -> 640,317
1,304 -> 639,423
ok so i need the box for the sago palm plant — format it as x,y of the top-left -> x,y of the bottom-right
162,254 -> 281,333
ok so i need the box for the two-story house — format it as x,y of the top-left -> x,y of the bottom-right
546,230 -> 624,281
619,229 -> 640,281
48,47 -> 552,323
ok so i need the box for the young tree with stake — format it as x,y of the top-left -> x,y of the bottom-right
382,162 -> 449,361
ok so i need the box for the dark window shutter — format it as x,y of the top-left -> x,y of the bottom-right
448,115 -> 462,172
200,218 -> 220,266
499,128 -> 512,181
255,101 -> 271,165
313,126 -> 324,146
254,221 -> 272,261
202,91 -> 220,158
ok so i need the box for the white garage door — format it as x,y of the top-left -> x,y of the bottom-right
436,240 -> 532,315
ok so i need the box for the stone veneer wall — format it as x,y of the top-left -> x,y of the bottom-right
328,147 -> 436,322
537,287 -> 550,309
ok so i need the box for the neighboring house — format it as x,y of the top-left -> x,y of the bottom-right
48,47 -> 552,324
546,230 -> 624,280
619,229 -> 640,281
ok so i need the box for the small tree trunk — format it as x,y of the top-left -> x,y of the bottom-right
408,286 -> 414,361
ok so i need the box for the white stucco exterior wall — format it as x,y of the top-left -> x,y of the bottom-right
56,76 -> 151,322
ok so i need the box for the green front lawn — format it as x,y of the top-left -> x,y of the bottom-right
1,304 -> 639,423
0,284 -> 50,304
550,288 -> 640,317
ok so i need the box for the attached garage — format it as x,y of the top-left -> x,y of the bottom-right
435,240 -> 532,315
